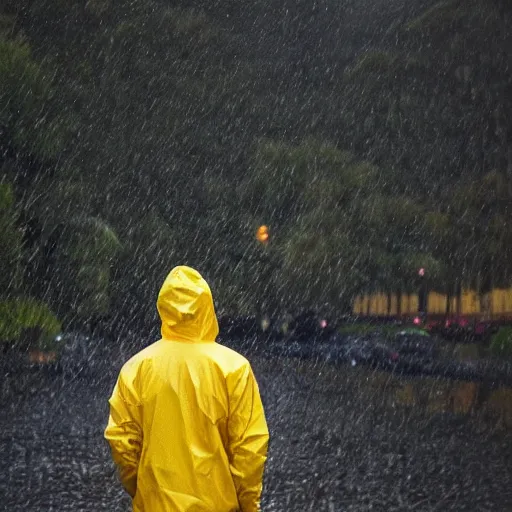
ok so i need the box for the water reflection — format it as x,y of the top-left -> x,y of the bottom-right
340,365 -> 512,430
393,379 -> 512,426
260,355 -> 512,511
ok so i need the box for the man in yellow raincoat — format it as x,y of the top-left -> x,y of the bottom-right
105,266 -> 269,512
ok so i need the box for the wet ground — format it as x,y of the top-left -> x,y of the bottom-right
1,340 -> 512,511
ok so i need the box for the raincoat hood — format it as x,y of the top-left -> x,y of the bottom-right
157,266 -> 219,342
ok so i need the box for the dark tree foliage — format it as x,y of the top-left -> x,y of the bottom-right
0,0 -> 510,333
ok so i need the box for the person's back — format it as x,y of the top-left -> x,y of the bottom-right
105,266 -> 269,512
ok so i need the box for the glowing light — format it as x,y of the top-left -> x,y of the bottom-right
320,319 -> 328,329
413,316 -> 421,325
29,350 -> 57,364
256,225 -> 269,243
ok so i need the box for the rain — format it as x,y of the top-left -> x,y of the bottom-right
1,0 -> 512,510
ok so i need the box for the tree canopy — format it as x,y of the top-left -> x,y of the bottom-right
0,0 -> 511,333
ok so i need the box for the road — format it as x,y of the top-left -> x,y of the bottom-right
1,340 -> 512,511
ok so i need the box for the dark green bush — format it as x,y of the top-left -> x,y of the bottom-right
0,299 -> 62,351
490,327 -> 512,358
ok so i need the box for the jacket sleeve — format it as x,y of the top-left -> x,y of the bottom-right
227,363 -> 269,512
104,367 -> 143,498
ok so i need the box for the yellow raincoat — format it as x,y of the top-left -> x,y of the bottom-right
105,266 -> 269,512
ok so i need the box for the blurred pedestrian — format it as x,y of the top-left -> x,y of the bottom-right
105,266 -> 269,511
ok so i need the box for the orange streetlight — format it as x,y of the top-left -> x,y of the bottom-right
256,225 -> 269,244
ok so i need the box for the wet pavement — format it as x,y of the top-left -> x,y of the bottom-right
1,340 -> 512,511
